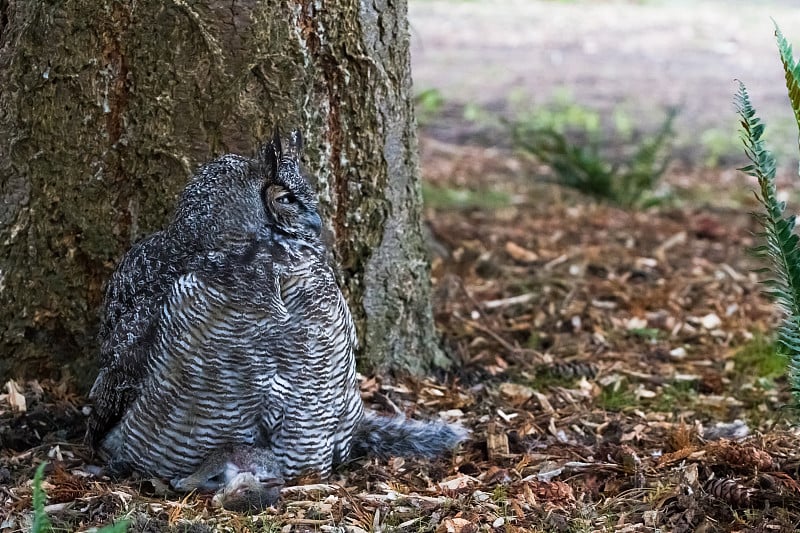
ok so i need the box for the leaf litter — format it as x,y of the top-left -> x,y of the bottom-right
3,138 -> 800,531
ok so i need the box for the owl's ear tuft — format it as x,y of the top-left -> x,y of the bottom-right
271,127 -> 282,157
257,129 -> 281,178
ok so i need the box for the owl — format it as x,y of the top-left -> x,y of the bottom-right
87,130 -> 465,508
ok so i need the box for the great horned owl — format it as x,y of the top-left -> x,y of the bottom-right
87,130 -> 466,508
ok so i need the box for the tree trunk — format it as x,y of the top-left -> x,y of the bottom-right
0,0 -> 447,389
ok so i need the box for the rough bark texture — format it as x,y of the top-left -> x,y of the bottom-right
0,0 -> 446,389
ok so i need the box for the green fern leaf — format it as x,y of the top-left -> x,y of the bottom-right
738,81 -> 800,401
776,23 -> 800,140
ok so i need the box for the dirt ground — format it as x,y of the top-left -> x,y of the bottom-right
5,1 -> 800,532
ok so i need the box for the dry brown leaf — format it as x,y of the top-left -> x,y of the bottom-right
658,446 -> 698,467
438,474 -> 477,491
620,424 -> 647,443
524,480 -> 574,505
482,465 -> 513,485
666,420 -> 697,452
764,471 -> 800,495
359,376 -> 381,395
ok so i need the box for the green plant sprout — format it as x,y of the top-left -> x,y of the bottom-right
31,463 -> 52,533
414,88 -> 445,126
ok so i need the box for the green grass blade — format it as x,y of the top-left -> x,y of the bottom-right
31,463 -> 52,533
30,461 -> 128,532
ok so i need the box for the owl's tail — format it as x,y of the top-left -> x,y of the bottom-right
350,411 -> 468,460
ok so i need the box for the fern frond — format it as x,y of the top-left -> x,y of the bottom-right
618,107 -> 676,206
738,81 -> 800,402
775,23 -> 800,140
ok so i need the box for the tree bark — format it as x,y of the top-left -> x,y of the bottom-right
0,0 -> 447,389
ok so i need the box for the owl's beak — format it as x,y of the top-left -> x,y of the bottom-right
306,211 -> 322,236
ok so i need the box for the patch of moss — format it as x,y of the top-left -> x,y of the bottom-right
491,484 -> 508,503
733,334 -> 785,381
647,380 -> 699,413
597,380 -> 637,412
524,369 -> 579,391
422,184 -> 512,210
627,327 -> 663,342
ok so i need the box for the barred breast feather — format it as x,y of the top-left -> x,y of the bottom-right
100,267 -> 279,480
263,242 -> 363,477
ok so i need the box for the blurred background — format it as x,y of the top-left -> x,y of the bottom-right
409,0 -> 800,208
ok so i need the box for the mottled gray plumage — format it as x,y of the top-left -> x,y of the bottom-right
87,130 -> 466,508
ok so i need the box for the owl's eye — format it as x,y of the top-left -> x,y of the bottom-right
275,193 -> 296,205
264,185 -> 296,207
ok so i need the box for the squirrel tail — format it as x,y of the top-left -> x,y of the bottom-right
350,411 -> 468,460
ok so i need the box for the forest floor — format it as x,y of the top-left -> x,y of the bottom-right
3,140 -> 800,532
5,0 -> 800,532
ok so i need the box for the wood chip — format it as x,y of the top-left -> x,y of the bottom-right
505,241 -> 539,263
498,382 -> 534,407
486,422 -> 510,458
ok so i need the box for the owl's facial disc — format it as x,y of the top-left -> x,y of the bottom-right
262,184 -> 322,238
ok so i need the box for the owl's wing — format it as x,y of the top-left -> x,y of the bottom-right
98,232 -> 177,363
88,232 -> 182,447
86,362 -> 141,449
